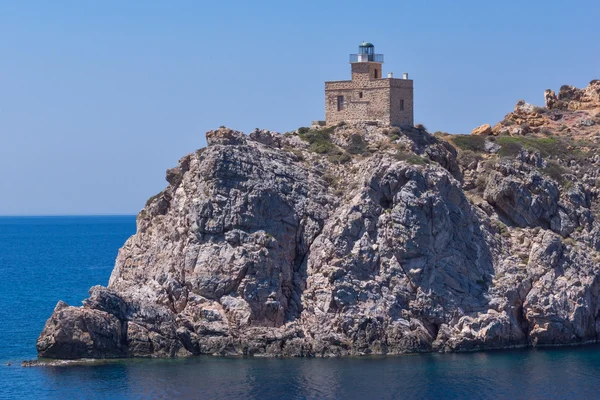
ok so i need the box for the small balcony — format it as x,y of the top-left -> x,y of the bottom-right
349,53 -> 384,63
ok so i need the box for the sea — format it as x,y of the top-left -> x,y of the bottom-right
2,216 -> 600,399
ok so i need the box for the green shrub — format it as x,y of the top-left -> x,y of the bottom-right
396,151 -> 430,165
299,128 -> 336,154
492,220 -> 510,237
495,136 -> 572,159
297,127 -> 310,134
451,135 -> 487,152
328,151 -> 352,164
542,161 -> 567,185
496,138 -> 523,157
298,127 -> 352,164
533,106 -> 547,114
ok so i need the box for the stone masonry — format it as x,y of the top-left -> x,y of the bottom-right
325,43 -> 414,127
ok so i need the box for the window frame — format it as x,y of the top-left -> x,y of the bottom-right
337,95 -> 344,111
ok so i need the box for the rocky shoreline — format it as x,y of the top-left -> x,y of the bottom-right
36,81 -> 600,360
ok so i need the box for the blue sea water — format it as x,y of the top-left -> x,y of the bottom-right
2,216 -> 600,399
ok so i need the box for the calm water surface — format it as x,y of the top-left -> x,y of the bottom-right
1,216 -> 600,399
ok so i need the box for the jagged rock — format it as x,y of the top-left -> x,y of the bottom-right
37,301 -> 127,359
494,81 -> 600,138
552,81 -> 600,111
205,127 -> 247,146
249,128 -> 282,148
472,124 -> 492,136
545,89 -> 557,109
515,100 -> 535,114
37,120 -> 600,359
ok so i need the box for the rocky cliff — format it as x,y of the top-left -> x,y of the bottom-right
37,84 -> 600,359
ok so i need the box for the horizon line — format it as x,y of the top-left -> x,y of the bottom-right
0,213 -> 138,217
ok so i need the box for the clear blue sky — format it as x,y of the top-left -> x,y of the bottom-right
1,0 -> 599,215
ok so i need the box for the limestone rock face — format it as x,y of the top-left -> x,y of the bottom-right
37,123 -> 600,359
36,300 -> 127,359
493,81 -> 600,138
471,124 -> 492,136
545,89 -> 557,109
554,81 -> 600,111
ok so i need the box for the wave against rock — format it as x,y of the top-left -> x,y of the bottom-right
37,121 -> 600,359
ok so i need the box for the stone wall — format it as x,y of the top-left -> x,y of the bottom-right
351,62 -> 382,83
389,79 -> 414,126
325,76 -> 413,126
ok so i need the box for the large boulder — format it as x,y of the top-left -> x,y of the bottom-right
37,301 -> 126,359
471,124 -> 492,136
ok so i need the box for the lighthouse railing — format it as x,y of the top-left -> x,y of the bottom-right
349,54 -> 384,63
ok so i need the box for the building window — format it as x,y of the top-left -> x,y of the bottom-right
374,69 -> 379,79
358,91 -> 363,99
400,99 -> 405,111
337,96 -> 344,111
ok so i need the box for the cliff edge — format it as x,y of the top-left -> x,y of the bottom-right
37,86 -> 600,358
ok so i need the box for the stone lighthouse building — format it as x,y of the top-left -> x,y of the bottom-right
324,43 -> 414,127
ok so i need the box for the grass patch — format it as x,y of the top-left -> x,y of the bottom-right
451,135 -> 487,152
383,127 -> 402,142
396,150 -> 430,165
542,161 -> 572,189
542,161 -> 566,184
495,136 -> 573,158
328,152 -> 352,164
492,220 -> 511,238
298,128 -> 336,154
298,127 -> 353,164
299,127 -> 337,154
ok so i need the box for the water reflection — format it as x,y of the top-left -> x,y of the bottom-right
23,347 -> 600,399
